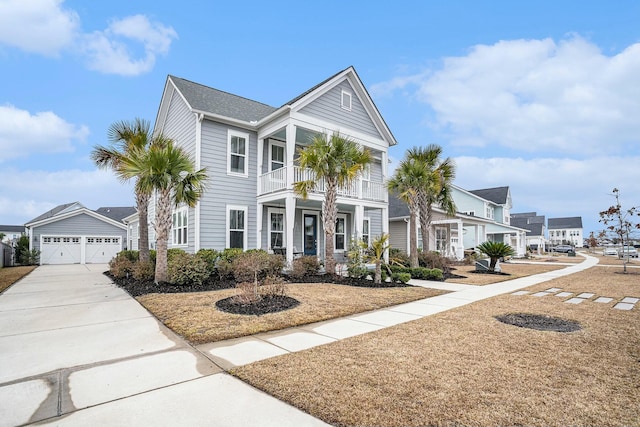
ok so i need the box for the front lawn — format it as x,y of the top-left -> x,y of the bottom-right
232,265 -> 640,427
0,266 -> 36,293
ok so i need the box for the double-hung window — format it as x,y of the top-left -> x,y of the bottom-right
362,218 -> 370,246
335,214 -> 347,251
436,227 -> 447,252
172,207 -> 188,245
268,208 -> 285,249
227,205 -> 247,249
270,142 -> 285,171
228,131 -> 249,177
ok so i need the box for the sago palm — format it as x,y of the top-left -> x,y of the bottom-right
294,132 -> 371,274
388,158 -> 428,268
407,145 -> 457,252
117,136 -> 207,283
476,241 -> 514,271
91,118 -> 152,262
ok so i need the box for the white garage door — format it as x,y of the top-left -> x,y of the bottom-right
41,237 -> 82,264
85,237 -> 121,264
40,236 -> 122,265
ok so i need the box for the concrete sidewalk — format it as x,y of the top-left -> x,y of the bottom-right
0,264 -> 328,427
0,254 -> 598,426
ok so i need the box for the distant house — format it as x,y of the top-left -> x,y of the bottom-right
388,185 -> 528,259
0,225 -> 25,244
511,212 -> 546,253
548,216 -> 583,247
25,202 -> 135,265
131,66 -> 396,265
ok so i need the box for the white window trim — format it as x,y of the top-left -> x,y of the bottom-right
227,130 -> 250,177
335,213 -> 347,252
226,205 -> 248,250
485,204 -> 494,220
268,140 -> 286,172
171,206 -> 188,246
362,217 -> 370,247
267,207 -> 285,250
341,89 -> 352,111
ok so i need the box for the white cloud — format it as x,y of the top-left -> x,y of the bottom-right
81,15 -> 178,76
452,155 -> 640,233
0,105 -> 89,162
0,1 -> 176,75
0,0 -> 79,56
0,168 -> 134,224
379,36 -> 640,155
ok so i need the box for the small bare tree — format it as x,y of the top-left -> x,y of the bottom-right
599,188 -> 640,273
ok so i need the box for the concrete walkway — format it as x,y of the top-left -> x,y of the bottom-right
0,265 -> 328,427
0,254 -> 598,426
199,253 -> 599,369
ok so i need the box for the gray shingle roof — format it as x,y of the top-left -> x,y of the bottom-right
0,225 -> 25,232
511,217 -> 544,236
95,207 -> 137,223
169,76 -> 278,122
511,212 -> 537,218
388,193 -> 410,218
548,217 -> 583,229
26,202 -> 81,224
469,186 -> 510,204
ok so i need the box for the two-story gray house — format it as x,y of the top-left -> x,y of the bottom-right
135,67 -> 396,265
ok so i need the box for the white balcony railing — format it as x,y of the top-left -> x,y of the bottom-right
259,166 -> 385,202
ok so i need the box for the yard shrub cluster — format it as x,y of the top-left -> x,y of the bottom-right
167,251 -> 210,286
231,250 -> 287,303
289,255 -> 320,279
389,265 -> 444,281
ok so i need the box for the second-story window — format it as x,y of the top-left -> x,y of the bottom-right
486,204 -> 494,220
172,207 -> 188,245
228,131 -> 249,177
270,142 -> 285,171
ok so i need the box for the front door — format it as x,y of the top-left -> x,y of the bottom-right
303,214 -> 317,256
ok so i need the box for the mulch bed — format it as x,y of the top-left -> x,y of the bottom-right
216,295 -> 300,315
495,313 -> 582,332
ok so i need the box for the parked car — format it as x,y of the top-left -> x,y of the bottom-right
603,246 -> 619,256
553,245 -> 574,253
618,246 -> 639,258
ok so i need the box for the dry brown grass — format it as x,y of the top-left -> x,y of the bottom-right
233,265 -> 640,427
137,284 -> 445,344
447,262 -> 564,285
0,266 -> 36,293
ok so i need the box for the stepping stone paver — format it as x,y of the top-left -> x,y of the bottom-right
556,292 -> 573,297
594,297 -> 614,303
565,298 -> 585,304
621,297 -> 639,304
614,303 -> 635,311
511,291 -> 530,296
545,288 -> 563,293
576,292 -> 595,299
532,291 -> 551,297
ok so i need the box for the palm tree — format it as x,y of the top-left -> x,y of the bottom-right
360,233 -> 389,285
294,132 -> 371,274
407,145 -> 457,252
117,136 -> 207,283
476,241 -> 514,271
91,119 -> 152,263
388,158 -> 427,268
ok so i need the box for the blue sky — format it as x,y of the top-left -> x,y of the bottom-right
1,0 -> 639,237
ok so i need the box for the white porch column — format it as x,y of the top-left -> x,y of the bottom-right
257,137 -> 264,195
382,206 -> 389,263
354,205 -> 364,241
194,113 -> 203,252
286,124 -> 295,189
456,220 -> 464,260
285,196 -> 296,265
256,202 -> 263,251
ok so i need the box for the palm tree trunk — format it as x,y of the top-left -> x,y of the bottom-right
136,189 -> 150,263
323,179 -> 338,274
154,188 -> 171,283
409,207 -> 419,268
374,260 -> 382,284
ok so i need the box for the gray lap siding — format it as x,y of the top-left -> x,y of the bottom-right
32,214 -> 126,252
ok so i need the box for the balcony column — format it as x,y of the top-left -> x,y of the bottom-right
285,196 -> 296,265
257,137 -> 264,194
256,202 -> 263,250
286,124 -> 295,190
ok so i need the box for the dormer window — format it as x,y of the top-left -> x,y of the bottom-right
341,90 -> 352,111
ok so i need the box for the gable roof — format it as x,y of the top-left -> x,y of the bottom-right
169,76 -> 278,122
469,187 -> 510,205
26,202 -> 84,224
548,216 -> 583,229
95,207 -> 137,223
510,217 -> 543,236
0,225 -> 25,233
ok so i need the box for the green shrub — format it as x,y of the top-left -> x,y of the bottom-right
232,251 -> 273,283
167,248 -> 186,261
389,248 -> 410,267
196,248 -> 219,270
109,254 -> 134,279
289,256 -> 320,279
391,272 -> 411,284
348,265 -> 369,279
418,251 -> 450,271
15,235 -> 29,265
149,250 -> 156,263
167,252 -> 210,286
389,265 -> 444,281
118,250 -> 139,262
132,260 -> 155,281
219,248 -> 243,263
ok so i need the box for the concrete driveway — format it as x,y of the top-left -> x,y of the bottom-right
0,265 -> 327,426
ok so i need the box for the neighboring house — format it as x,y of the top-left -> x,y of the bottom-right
510,212 -> 546,253
548,216 -> 583,247
140,66 -> 396,264
0,225 -> 25,244
388,185 -> 528,259
25,202 -> 133,265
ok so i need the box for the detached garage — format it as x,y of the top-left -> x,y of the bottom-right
26,202 -> 133,265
